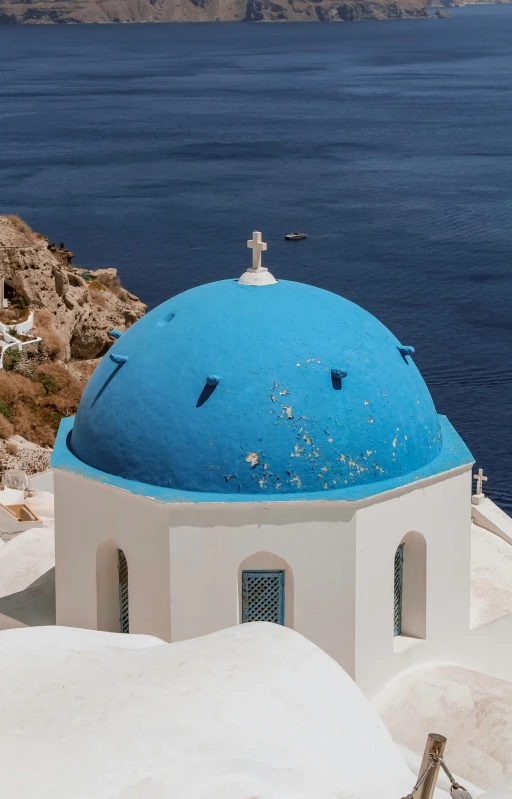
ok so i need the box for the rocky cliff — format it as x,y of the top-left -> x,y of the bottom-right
0,0 -> 428,23
0,215 -> 146,470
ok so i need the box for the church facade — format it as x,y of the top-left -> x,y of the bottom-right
52,233 -> 512,698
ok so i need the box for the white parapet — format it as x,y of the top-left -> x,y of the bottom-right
0,310 -> 34,336
472,496 -> 512,546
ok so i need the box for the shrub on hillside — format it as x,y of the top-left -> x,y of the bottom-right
0,415 -> 14,440
0,364 -> 82,447
33,310 -> 63,360
5,215 -> 32,236
3,348 -> 21,371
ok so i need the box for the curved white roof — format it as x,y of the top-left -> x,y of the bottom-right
0,622 -> 415,799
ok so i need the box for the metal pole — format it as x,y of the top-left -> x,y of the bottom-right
415,733 -> 447,799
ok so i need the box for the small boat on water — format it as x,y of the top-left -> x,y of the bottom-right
284,232 -> 308,241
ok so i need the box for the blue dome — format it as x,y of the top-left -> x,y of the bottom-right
70,279 -> 442,496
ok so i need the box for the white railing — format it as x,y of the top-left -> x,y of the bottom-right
0,336 -> 42,369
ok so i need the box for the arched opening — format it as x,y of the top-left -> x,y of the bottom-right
393,531 -> 426,643
238,552 -> 294,628
96,540 -> 130,634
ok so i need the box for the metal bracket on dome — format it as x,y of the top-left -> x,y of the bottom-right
331,369 -> 348,390
197,375 -> 221,407
109,329 -> 122,339
398,345 -> 415,361
110,353 -> 129,365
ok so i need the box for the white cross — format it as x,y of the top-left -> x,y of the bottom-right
473,468 -> 488,496
247,231 -> 267,271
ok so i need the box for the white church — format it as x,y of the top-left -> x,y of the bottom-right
1,233 -> 512,799
48,232 -> 512,698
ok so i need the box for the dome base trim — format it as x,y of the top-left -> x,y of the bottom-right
52,415 -> 473,506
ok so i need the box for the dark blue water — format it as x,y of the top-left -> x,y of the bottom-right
1,8 -> 512,508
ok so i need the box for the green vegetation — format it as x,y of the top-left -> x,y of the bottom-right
3,348 -> 21,371
0,400 -> 12,421
39,372 -> 59,395
11,292 -> 29,315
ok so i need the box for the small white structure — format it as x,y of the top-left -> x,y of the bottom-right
52,234 -> 512,699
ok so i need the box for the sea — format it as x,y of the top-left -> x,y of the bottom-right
0,6 -> 511,509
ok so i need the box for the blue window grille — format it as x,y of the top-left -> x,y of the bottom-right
242,570 -> 285,625
118,549 -> 129,634
394,544 -> 404,636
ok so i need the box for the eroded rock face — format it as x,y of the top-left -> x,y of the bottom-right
0,0 -> 428,23
245,0 -> 427,19
0,216 -> 147,456
0,216 -> 146,363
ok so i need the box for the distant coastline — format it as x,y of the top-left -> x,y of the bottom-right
0,0 -> 430,25
0,0 -> 509,24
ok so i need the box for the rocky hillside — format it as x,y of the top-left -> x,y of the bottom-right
0,0 -> 428,23
0,215 -> 146,470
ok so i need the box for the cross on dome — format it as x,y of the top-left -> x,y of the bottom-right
473,468 -> 487,496
239,230 -> 277,286
247,231 -> 267,271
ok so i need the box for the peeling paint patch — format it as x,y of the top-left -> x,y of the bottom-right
328,438 -> 333,443
271,395 -> 276,403
281,405 -> 293,419
245,452 -> 260,468
364,399 -> 369,405
367,417 -> 374,424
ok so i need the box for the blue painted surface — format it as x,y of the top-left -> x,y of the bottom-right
55,278 -> 474,502
53,414 -> 472,503
69,278 -> 446,495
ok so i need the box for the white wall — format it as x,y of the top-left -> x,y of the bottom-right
355,468 -> 482,697
54,471 -> 171,641
30,471 -> 54,494
54,463 -> 512,699
167,500 -> 357,676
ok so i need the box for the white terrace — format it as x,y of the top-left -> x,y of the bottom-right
0,278 -> 41,369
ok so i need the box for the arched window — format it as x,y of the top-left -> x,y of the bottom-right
393,532 -> 426,642
118,549 -> 129,634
